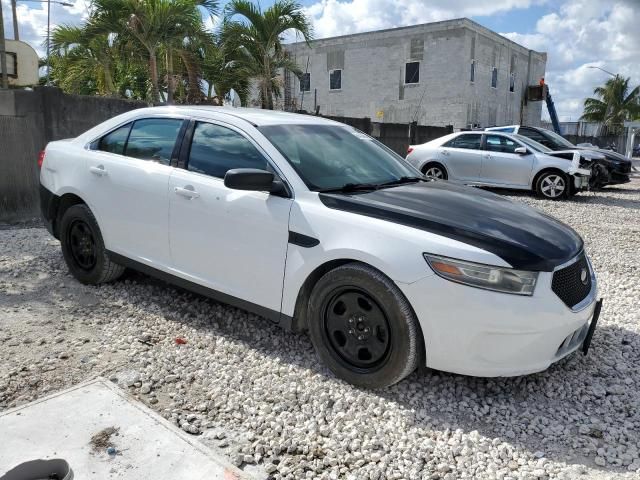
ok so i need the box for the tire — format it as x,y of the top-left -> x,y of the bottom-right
59,204 -> 125,284
422,162 -> 448,180
535,171 -> 568,200
307,262 -> 421,388
589,163 -> 609,190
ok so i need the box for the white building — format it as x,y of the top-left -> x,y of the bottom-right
258,18 -> 547,130
1,39 -> 39,87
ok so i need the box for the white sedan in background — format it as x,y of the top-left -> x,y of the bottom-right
406,131 -> 598,199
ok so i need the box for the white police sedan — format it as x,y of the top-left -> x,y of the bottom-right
39,107 -> 601,387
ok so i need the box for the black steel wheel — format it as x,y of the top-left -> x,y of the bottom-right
323,288 -> 391,370
67,219 -> 97,271
307,262 -> 421,388
59,204 -> 125,284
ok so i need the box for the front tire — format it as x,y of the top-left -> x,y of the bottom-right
535,171 -> 568,200
59,204 -> 125,284
307,263 -> 420,388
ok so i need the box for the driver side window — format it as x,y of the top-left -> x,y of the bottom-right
187,122 -> 268,179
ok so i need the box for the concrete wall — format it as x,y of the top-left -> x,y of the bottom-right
279,18 -> 546,130
0,88 -> 146,221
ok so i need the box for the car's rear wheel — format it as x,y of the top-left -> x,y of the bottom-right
536,171 -> 568,200
307,263 -> 420,388
60,204 -> 125,284
422,162 -> 448,180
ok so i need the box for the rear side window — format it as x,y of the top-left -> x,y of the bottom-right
443,134 -> 482,150
187,122 -> 267,179
98,124 -> 131,155
485,135 -> 519,154
125,118 -> 184,165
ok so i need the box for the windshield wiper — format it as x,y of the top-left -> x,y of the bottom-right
376,176 -> 428,188
315,183 -> 380,193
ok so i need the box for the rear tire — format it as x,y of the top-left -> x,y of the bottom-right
59,204 -> 125,284
307,263 -> 420,389
422,162 -> 448,180
535,171 -> 568,200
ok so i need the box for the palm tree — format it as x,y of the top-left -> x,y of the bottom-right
222,0 -> 312,109
200,33 -> 251,105
88,0 -> 218,103
581,75 -> 640,134
50,25 -> 119,96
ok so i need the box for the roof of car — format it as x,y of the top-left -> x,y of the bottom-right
134,106 -> 343,127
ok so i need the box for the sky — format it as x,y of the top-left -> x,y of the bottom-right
4,0 -> 639,122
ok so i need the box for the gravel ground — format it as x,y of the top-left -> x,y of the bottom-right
1,180 -> 639,480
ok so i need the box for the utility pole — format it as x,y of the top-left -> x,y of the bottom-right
46,0 -> 51,85
12,0 -> 19,40
0,0 -> 9,89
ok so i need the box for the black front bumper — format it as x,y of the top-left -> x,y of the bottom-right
582,298 -> 603,355
606,162 -> 632,185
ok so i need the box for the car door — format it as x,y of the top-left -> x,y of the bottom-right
168,120 -> 292,313
480,134 -> 534,187
85,117 -> 186,266
439,133 -> 484,181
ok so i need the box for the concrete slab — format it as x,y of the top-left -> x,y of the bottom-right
0,379 -> 251,480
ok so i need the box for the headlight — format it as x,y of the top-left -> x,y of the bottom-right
424,254 -> 538,296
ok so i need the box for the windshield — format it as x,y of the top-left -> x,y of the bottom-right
514,134 -> 553,153
260,124 -> 421,191
543,129 -> 575,148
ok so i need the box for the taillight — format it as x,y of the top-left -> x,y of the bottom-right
407,147 -> 414,155
38,150 -> 46,169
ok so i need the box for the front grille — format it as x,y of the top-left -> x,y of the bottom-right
552,254 -> 592,308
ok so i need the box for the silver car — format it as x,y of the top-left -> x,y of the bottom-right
406,131 -> 598,199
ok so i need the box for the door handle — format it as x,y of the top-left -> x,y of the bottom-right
89,165 -> 108,176
483,154 -> 492,159
174,186 -> 200,199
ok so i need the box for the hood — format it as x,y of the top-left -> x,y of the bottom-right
576,146 -> 632,165
319,181 -> 583,271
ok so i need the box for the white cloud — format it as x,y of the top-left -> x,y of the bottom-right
304,0 -> 545,39
502,0 -> 640,121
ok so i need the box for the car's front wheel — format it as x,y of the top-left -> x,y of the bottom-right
307,263 -> 421,388
536,171 -> 568,200
59,204 -> 125,284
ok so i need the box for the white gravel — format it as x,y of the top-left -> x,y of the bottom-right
1,179 -> 639,480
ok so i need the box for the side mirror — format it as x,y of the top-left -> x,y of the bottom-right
514,147 -> 528,155
224,168 -> 285,194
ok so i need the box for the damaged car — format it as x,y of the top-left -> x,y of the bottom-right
486,125 -> 633,188
406,131 -> 594,200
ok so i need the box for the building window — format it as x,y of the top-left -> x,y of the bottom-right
509,72 -> 516,92
0,52 -> 17,77
470,60 -> 475,83
300,72 -> 310,92
405,61 -> 420,84
329,69 -> 341,90
491,67 -> 498,88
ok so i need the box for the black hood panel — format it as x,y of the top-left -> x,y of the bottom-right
577,147 -> 632,165
319,181 -> 583,271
